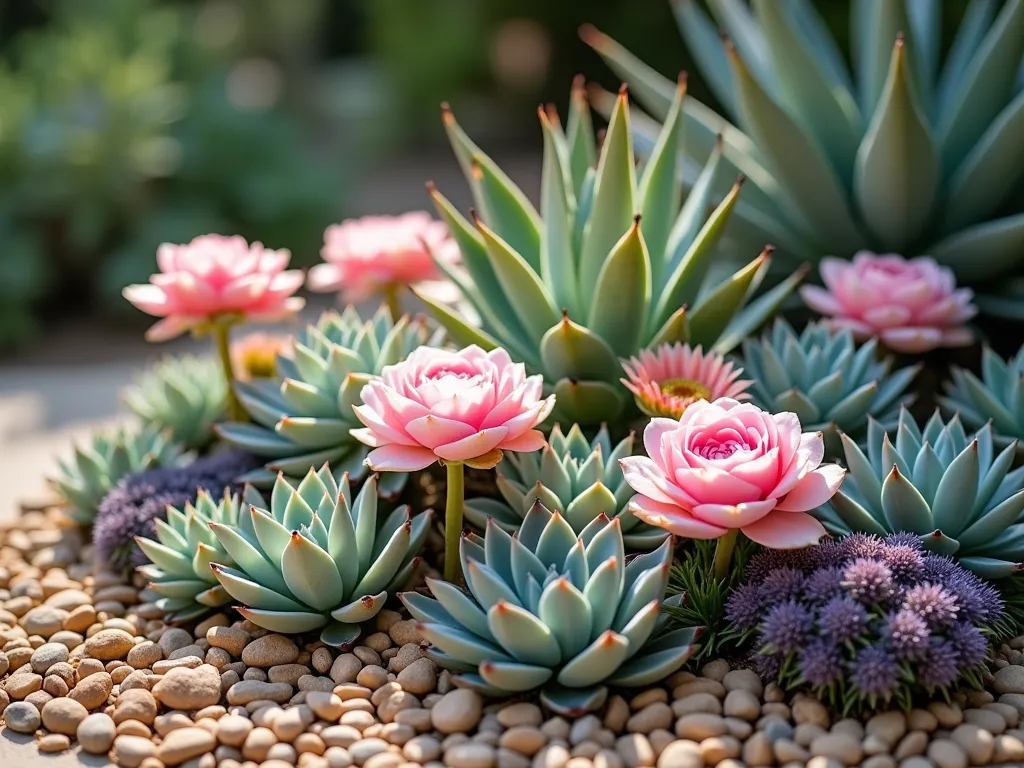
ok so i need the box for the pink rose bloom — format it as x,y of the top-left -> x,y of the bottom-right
799,252 -> 976,353
353,345 -> 555,471
123,235 -> 304,341
620,398 -> 845,548
308,212 -> 458,301
621,343 -> 751,420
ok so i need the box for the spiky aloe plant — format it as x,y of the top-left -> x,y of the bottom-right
420,78 -> 801,428
465,423 -> 666,549
51,424 -> 185,524
941,344 -> 1024,449
401,504 -> 701,715
584,0 -> 1024,314
135,489 -> 240,622
209,466 -> 431,647
216,307 -> 430,493
741,319 -> 918,451
122,355 -> 227,451
813,409 -> 1024,578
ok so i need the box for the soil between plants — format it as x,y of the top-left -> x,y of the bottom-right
3,498 -> 1024,768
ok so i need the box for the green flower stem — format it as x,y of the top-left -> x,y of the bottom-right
212,321 -> 246,423
444,461 -> 465,584
384,284 -> 403,324
713,529 -> 739,582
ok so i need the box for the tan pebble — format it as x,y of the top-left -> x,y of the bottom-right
127,641 -> 162,669
656,740 -> 701,768
113,734 -> 156,768
116,720 -> 153,738
699,659 -> 730,682
950,722 -> 994,764
894,730 -> 928,759
647,728 -> 673,756
671,692 -> 721,717
322,724 -> 362,748
216,713 -> 254,747
722,689 -> 759,721
994,732 -> 1024,762
393,707 -> 432,733
861,757 -> 896,768
157,725 -> 217,766
241,634 -> 298,668
963,706 -> 1005,733
700,734 -> 741,763
356,664 -> 389,690
569,714 -> 602,744
295,732 -> 326,755
206,626 -> 249,657
673,713 -> 726,741
41,696 -> 89,734
306,691 -> 344,721
349,737 -> 390,763
64,605 -> 97,633
353,646 -> 382,667
153,657 -> 202,673
927,738 -> 968,768
615,733 -> 655,767
42,673 -> 69,697
865,710 -> 907,746
721,668 -> 762,696
77,658 -> 105,680
334,683 -> 372,700
928,701 -> 963,728
533,744 -> 571,767
773,739 -> 809,763
499,725 -> 547,756
4,672 -> 42,699
742,731 -> 772,766
603,696 -> 630,734
242,726 -> 278,761
794,722 -> 826,746
329,654 -> 363,684
431,689 -> 483,734
85,629 -> 135,660
379,690 -> 420,723
78,711 -> 117,754
810,733 -> 862,765
396,657 -> 436,696
626,703 -> 673,734
226,680 -> 293,705
299,675 -> 335,693
38,732 -> 71,752
272,705 -> 315,742
498,702 -> 543,729
341,709 -> 375,731
629,689 -> 668,710
387,620 -> 420,646
113,688 -> 158,725
444,741 -> 496,767
155,712 -> 195,736
671,679 -> 724,699
268,663 -> 309,686
792,698 -> 830,727
594,748 -> 625,768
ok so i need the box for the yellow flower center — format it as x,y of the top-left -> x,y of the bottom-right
659,377 -> 711,402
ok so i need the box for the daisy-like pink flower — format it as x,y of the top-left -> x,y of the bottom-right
123,235 -> 304,342
308,211 -> 458,304
620,398 -> 845,577
352,344 -> 555,583
621,343 -> 751,419
799,253 -> 976,354
231,332 -> 292,381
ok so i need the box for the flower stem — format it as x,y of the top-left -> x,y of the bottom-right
212,321 -> 246,423
384,284 -> 403,324
444,461 -> 465,584
713,529 -> 739,582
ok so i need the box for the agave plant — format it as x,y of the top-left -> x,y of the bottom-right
216,307 -> 430,493
465,423 -> 667,549
419,78 -> 801,427
51,424 -> 185,524
741,319 -> 918,450
135,489 -> 240,622
122,355 -> 227,451
585,0 -> 1024,313
209,466 -> 431,647
814,408 -> 1024,578
942,344 -> 1024,449
401,504 -> 701,715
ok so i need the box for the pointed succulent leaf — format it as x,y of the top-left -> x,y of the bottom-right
689,249 -> 769,349
479,661 -> 553,693
471,159 -> 543,271
958,490 -> 1024,549
212,565 -> 308,612
539,109 -> 579,317
929,213 -> 1024,284
330,593 -> 387,624
639,76 -> 686,275
281,532 -> 344,612
881,466 -> 935,535
587,219 -> 651,357
930,441 -> 980,536
567,78 -> 598,196
487,601 -> 562,667
237,608 -> 327,634
540,315 -> 622,384
417,621 -> 514,666
556,630 -> 630,688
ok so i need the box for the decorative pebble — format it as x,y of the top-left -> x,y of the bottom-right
431,689 -> 483,734
3,700 -> 42,733
78,712 -> 117,754
40,696 -> 88,735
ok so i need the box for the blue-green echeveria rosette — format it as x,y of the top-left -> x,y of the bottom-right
216,306 -> 432,495
741,318 -> 918,452
401,503 -> 702,716
465,423 -> 668,549
813,408 -> 1024,579
209,465 -> 432,648
941,344 -> 1024,450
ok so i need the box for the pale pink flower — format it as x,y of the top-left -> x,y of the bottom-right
621,343 -> 751,419
123,235 -> 304,341
620,398 -> 844,549
799,252 -> 976,354
352,345 -> 555,471
308,212 -> 458,301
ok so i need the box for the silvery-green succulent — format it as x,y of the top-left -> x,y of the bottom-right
51,424 -> 185,524
941,344 -> 1024,449
122,355 -> 227,451
585,0 -> 1024,313
465,423 -> 667,549
135,489 -> 239,622
209,466 -> 431,647
401,504 -> 701,716
741,319 -> 918,451
814,408 -> 1024,578
217,307 -> 429,494
420,79 -> 800,428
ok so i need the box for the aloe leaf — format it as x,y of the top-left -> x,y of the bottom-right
715,265 -> 805,354
929,212 -> 1024,283
938,0 -> 1024,168
787,0 -> 856,92
854,38 -> 939,251
852,0 -> 911,119
707,0 -> 773,79
945,89 -> 1024,233
212,565 -> 308,612
474,215 -> 561,346
352,521 -> 410,599
578,87 -> 636,306
906,0 -> 941,90
556,630 -> 630,687
479,661 -> 552,693
670,0 -> 736,114
937,0 -> 999,114
280,532 -> 343,612
957,556 -> 1021,579
639,75 -> 686,282
567,77 -> 598,197
238,607 -> 327,634
565,485 -> 618,533
688,249 -> 770,349
653,178 -> 743,334
587,219 -> 651,357
442,105 -> 542,269
726,42 -> 862,250
663,140 -> 723,278
539,315 -> 621,384
539,109 -> 579,317
216,422 -> 295,457
552,380 -> 625,427
752,0 -> 863,182
580,26 -> 674,121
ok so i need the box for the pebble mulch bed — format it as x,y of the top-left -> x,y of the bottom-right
5,502 -> 1024,768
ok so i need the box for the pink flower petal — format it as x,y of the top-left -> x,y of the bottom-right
406,414 -> 477,450
620,456 -> 695,507
628,495 -> 727,539
434,427 -> 509,462
365,444 -> 438,472
741,510 -> 827,549
643,418 -> 681,463
352,404 -> 418,446
775,464 -> 846,512
145,316 -> 193,341
799,285 -> 844,316
123,284 -> 171,316
499,429 -> 547,453
879,326 -> 944,353
690,500 -> 777,529
672,466 -> 763,506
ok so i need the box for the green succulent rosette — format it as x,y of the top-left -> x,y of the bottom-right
942,344 -> 1024,450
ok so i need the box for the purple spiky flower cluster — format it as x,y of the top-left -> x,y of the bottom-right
727,533 -> 1002,709
93,448 -> 258,571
